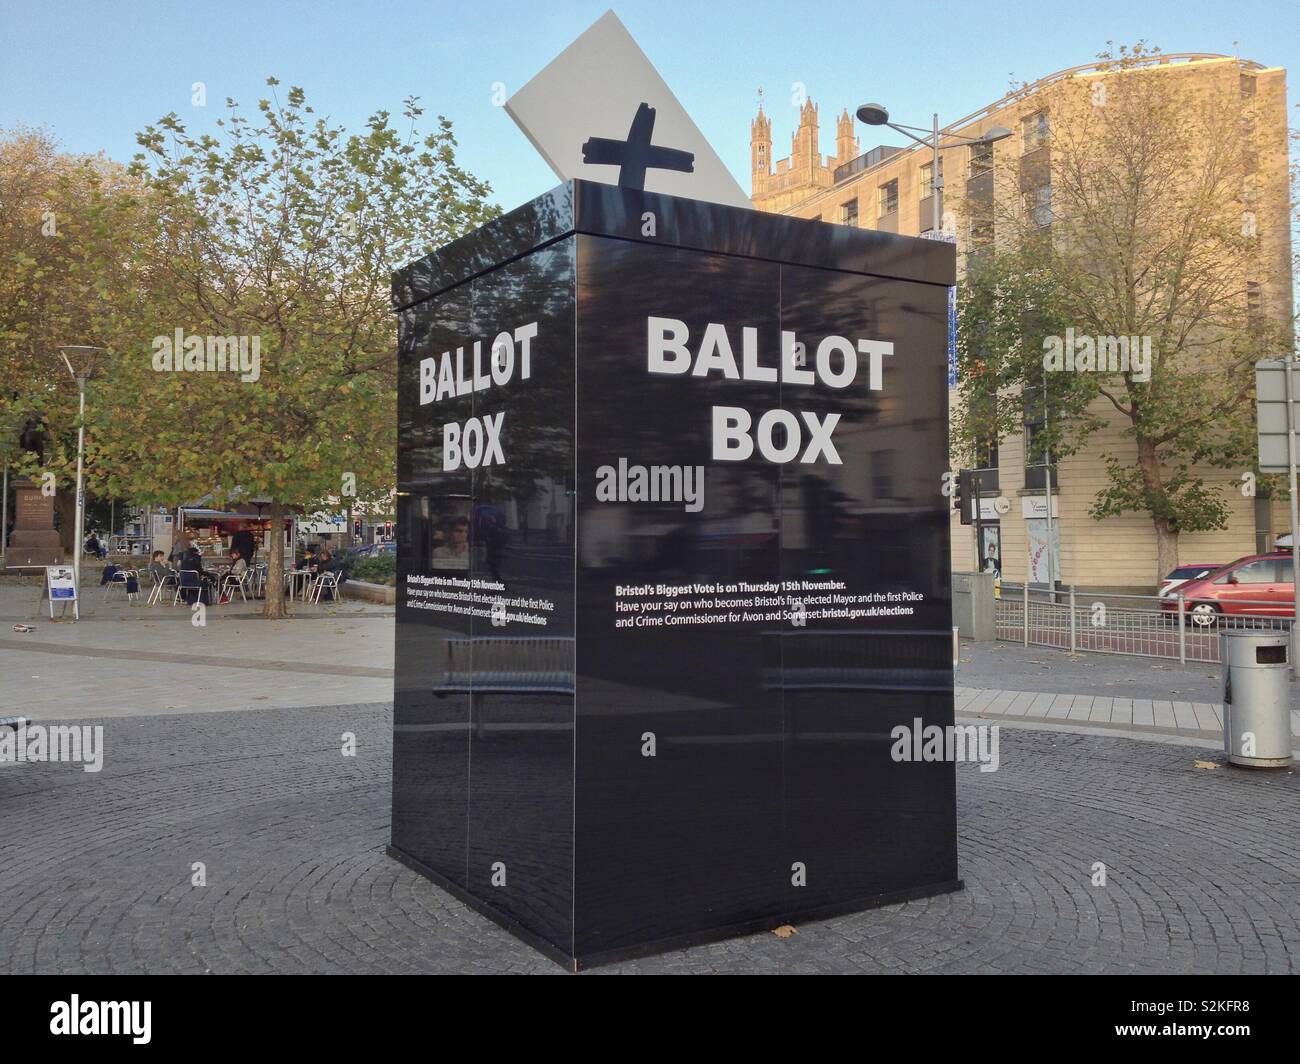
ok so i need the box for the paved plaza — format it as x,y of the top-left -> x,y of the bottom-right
2,586 -> 1298,974
1,701 -> 1296,974
0,582 -> 392,719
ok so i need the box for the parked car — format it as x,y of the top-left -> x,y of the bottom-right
1159,551 -> 1294,627
1158,563 -> 1224,598
359,541 -> 396,557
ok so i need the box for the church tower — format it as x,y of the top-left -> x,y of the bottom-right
791,98 -> 820,178
836,109 -> 859,165
750,100 -> 772,196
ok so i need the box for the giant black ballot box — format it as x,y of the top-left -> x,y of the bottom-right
389,179 -> 960,968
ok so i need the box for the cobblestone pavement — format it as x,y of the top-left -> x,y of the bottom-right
2,703 -> 1296,974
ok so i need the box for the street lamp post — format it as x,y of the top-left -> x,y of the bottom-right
856,103 -> 1013,577
57,345 -> 105,620
854,104 -> 1011,236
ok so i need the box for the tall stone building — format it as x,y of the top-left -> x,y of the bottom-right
750,54 -> 1294,592
751,99 -> 861,214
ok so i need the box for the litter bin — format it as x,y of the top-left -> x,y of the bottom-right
1220,631 -> 1293,768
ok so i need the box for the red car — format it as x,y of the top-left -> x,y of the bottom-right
1160,551 -> 1295,627
1159,563 -> 1223,598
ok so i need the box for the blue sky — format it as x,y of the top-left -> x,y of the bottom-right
2,0 -> 1295,212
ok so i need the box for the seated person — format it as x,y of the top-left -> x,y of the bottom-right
219,549 -> 248,603
147,550 -> 173,584
315,547 -> 340,599
178,546 -> 214,603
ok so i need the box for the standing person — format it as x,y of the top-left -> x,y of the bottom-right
232,526 -> 257,565
170,531 -> 193,566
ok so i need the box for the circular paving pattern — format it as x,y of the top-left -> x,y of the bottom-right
0,705 -> 1296,974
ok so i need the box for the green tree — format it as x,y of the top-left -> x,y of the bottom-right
101,80 -> 498,615
0,127 -> 151,550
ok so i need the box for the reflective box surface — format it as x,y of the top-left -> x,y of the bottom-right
391,181 -> 958,967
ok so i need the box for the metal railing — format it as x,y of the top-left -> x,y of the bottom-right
996,583 -> 1295,664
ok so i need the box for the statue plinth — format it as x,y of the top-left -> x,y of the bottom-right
6,479 -> 64,567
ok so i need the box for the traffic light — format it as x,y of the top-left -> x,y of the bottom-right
956,469 -> 974,526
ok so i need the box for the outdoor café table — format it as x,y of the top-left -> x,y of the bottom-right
286,569 -> 314,601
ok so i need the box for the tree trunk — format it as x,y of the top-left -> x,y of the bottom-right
262,498 -> 288,619
1153,516 -> 1179,591
1136,436 -> 1178,588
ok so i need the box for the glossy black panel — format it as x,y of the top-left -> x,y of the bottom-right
393,181 -> 957,311
392,289 -> 474,888
776,264 -> 956,911
393,185 -> 957,967
574,236 -> 785,958
392,185 -> 575,311
464,243 -> 576,953
573,181 -> 957,287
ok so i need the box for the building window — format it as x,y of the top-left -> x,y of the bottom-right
1022,110 -> 1049,152
972,439 -> 1000,493
965,395 -> 1000,491
1026,183 -> 1052,227
878,179 -> 898,217
841,197 -> 858,226
969,141 -> 993,176
1240,73 -> 1256,98
1022,386 -> 1058,490
920,160 -> 943,199
1247,280 -> 1262,321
